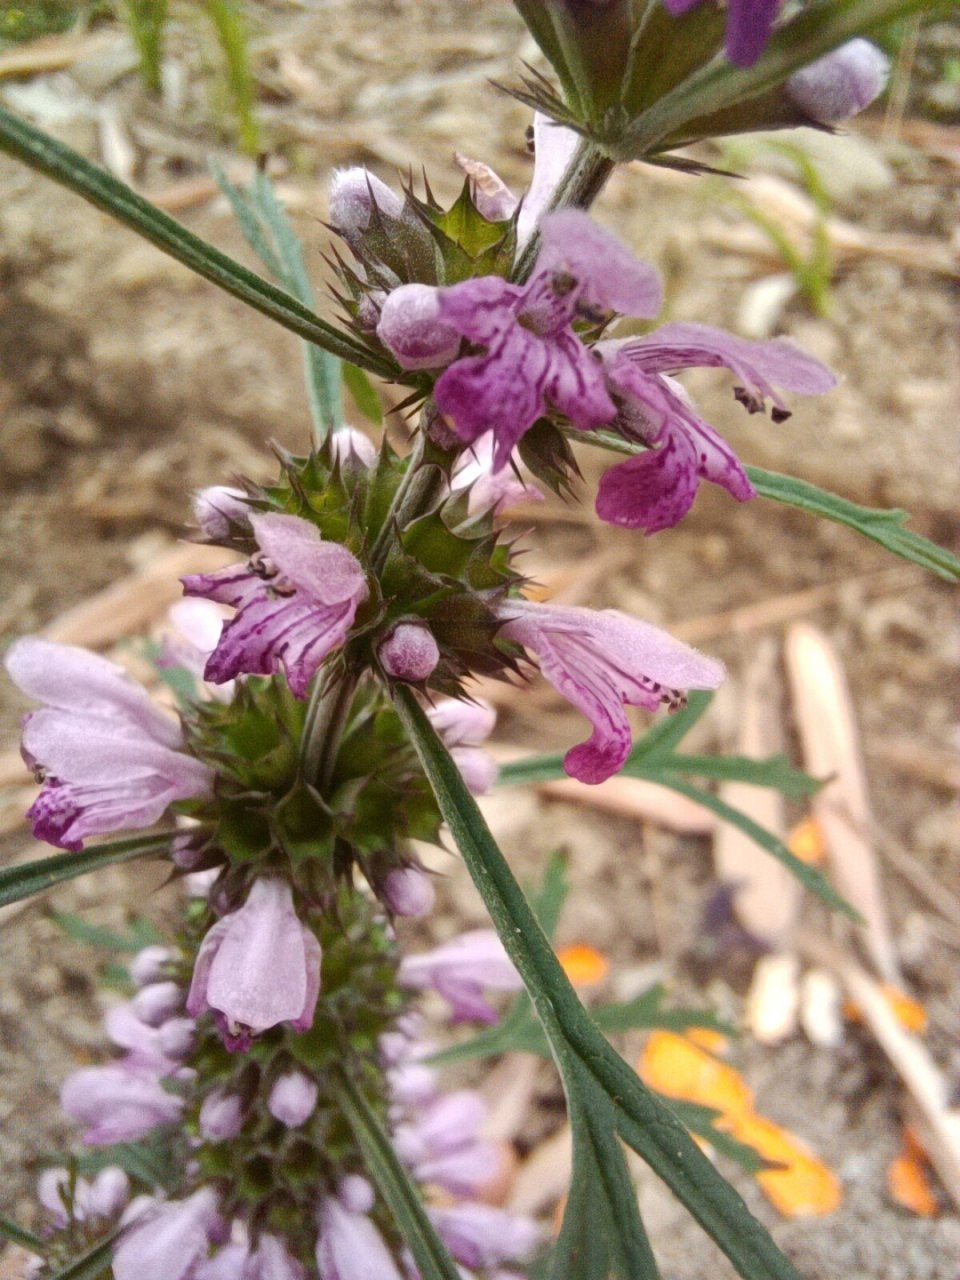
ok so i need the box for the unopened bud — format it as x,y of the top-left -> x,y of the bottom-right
199,1088 -> 245,1141
383,867 -> 435,918
451,745 -> 499,796
129,945 -> 174,987
338,1176 -> 375,1214
192,486 -> 251,540
268,1071 -> 318,1128
786,40 -> 889,122
158,1017 -> 196,1059
376,285 -> 461,371
378,623 -> 440,682
330,426 -> 376,469
329,167 -> 402,238
131,981 -> 183,1027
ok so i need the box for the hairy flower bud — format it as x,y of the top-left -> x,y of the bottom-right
268,1071 -> 319,1128
330,426 -> 377,468
192,486 -> 251,539
376,284 -> 461,371
377,623 -> 440,682
382,866 -> 436,918
130,946 -> 174,987
329,167 -> 402,238
786,39 -> 889,121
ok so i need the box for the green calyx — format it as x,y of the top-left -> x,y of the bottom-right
184,890 -> 408,1263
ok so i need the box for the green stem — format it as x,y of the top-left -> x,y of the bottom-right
299,665 -> 357,790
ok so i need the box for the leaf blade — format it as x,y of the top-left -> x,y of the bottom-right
0,835 -> 170,910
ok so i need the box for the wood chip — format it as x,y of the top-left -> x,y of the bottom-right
800,967 -> 845,1049
785,622 -> 901,984
714,638 -> 800,945
0,30 -> 119,79
509,1123 -> 572,1216
746,952 -> 801,1044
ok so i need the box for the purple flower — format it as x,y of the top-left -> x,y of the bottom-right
131,980 -> 184,1027
498,600 -> 725,784
316,1197 -> 402,1280
38,1167 -> 129,1227
193,486 -> 252,539
452,432 -> 543,517
377,623 -> 440,682
244,1234 -> 305,1280
376,283 -> 462,371
4,639 -> 212,851
60,1064 -> 183,1145
430,210 -> 662,469
112,1188 -> 221,1280
398,929 -> 522,1024
182,513 -> 368,699
130,945 -> 175,987
786,39 -> 889,122
594,322 -> 837,534
186,878 -> 322,1050
161,599 -> 234,700
426,698 -> 499,795
430,1204 -> 540,1271
104,1002 -> 188,1073
268,1071 -> 319,1127
394,1089 -> 499,1196
663,0 -> 782,67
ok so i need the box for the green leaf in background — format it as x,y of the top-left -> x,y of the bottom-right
0,1216 -> 44,1253
333,1069 -> 462,1280
747,466 -> 960,582
342,363 -> 384,426
44,1228 -> 119,1280
394,688 -> 802,1280
629,752 -> 821,799
49,911 -> 163,953
0,834 -> 171,910
0,106 -> 392,376
211,163 -> 343,442
204,0 -> 260,156
648,774 -> 859,920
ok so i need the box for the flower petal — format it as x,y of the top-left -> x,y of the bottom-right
538,210 -> 663,318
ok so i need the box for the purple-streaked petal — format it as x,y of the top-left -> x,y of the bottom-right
538,210 -> 663,318
517,112 -> 581,248
499,601 -> 725,783
376,283 -> 462,370
786,39 -> 889,122
595,437 -> 702,534
249,515 -> 367,608
542,328 -> 617,431
437,276 -> 524,347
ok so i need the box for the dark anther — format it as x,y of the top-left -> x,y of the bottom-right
733,386 -> 764,415
550,271 -> 577,299
576,300 -> 613,325
525,124 -> 535,153
771,407 -> 792,424
249,552 -> 279,580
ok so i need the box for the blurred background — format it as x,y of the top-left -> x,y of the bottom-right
0,3 -> 957,1276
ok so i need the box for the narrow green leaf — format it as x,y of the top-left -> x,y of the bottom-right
649,773 -> 860,919
0,105 -> 391,375
665,1101 -> 768,1174
395,688 -> 802,1280
0,1217 -> 44,1252
205,0 -> 260,156
45,1229 -> 119,1280
49,911 -> 163,953
332,1069 -> 462,1280
554,1065 -> 660,1280
0,835 -> 170,910
209,163 -> 283,277
343,363 -> 384,426
747,467 -> 960,582
592,985 -> 736,1038
629,752 -> 822,799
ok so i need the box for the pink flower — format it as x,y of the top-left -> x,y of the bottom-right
316,1196 -> 402,1280
186,878 -> 322,1050
430,1203 -> 540,1271
199,1088 -> 245,1140
112,1188 -> 221,1280
786,39 -> 889,122
268,1071 -> 319,1128
498,599 -> 725,784
60,1064 -> 183,1145
377,623 -> 440,682
426,698 -> 499,795
182,513 -> 368,699
381,866 -> 436,918
4,639 -> 212,851
398,930 -> 522,1024
394,1089 -> 499,1196
38,1166 -> 129,1227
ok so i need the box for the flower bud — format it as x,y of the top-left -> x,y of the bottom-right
376,285 -> 461,371
158,1016 -> 196,1059
131,981 -> 183,1027
378,623 -> 440,682
382,866 -> 436,918
80,1167 -> 130,1221
786,39 -> 889,122
329,167 -> 403,238
192,486 -> 251,540
330,426 -> 376,469
268,1071 -> 319,1128
199,1088 -> 245,1141
130,945 -> 174,987
338,1175 -> 375,1215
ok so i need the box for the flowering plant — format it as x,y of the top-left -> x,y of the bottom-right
0,3 -> 953,1280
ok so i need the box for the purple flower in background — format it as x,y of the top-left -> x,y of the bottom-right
268,1071 -> 319,1127
663,0 -> 782,67
381,865 -> 436,918
112,1188 -> 221,1280
316,1195 -> 402,1280
595,322 -> 837,534
431,1203 -> 540,1271
452,432 -> 543,517
786,39 -> 890,122
431,210 -> 663,469
60,1064 -> 183,1145
193,486 -> 252,539
199,1088 -> 245,1141
426,698 -> 499,795
394,1089 -> 499,1195
398,929 -> 522,1024
245,1235 -> 306,1280
186,878 -> 322,1050
498,600 -> 725,784
328,166 -> 403,241
38,1167 -> 129,1227
160,599 -> 233,701
376,283 -> 462,371
182,513 -> 368,699
4,639 -> 212,851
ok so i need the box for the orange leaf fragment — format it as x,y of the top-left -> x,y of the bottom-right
638,1031 -> 753,1117
725,1112 -> 842,1218
787,817 -> 825,866
888,1128 -> 939,1217
687,1027 -> 730,1054
557,944 -> 609,987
